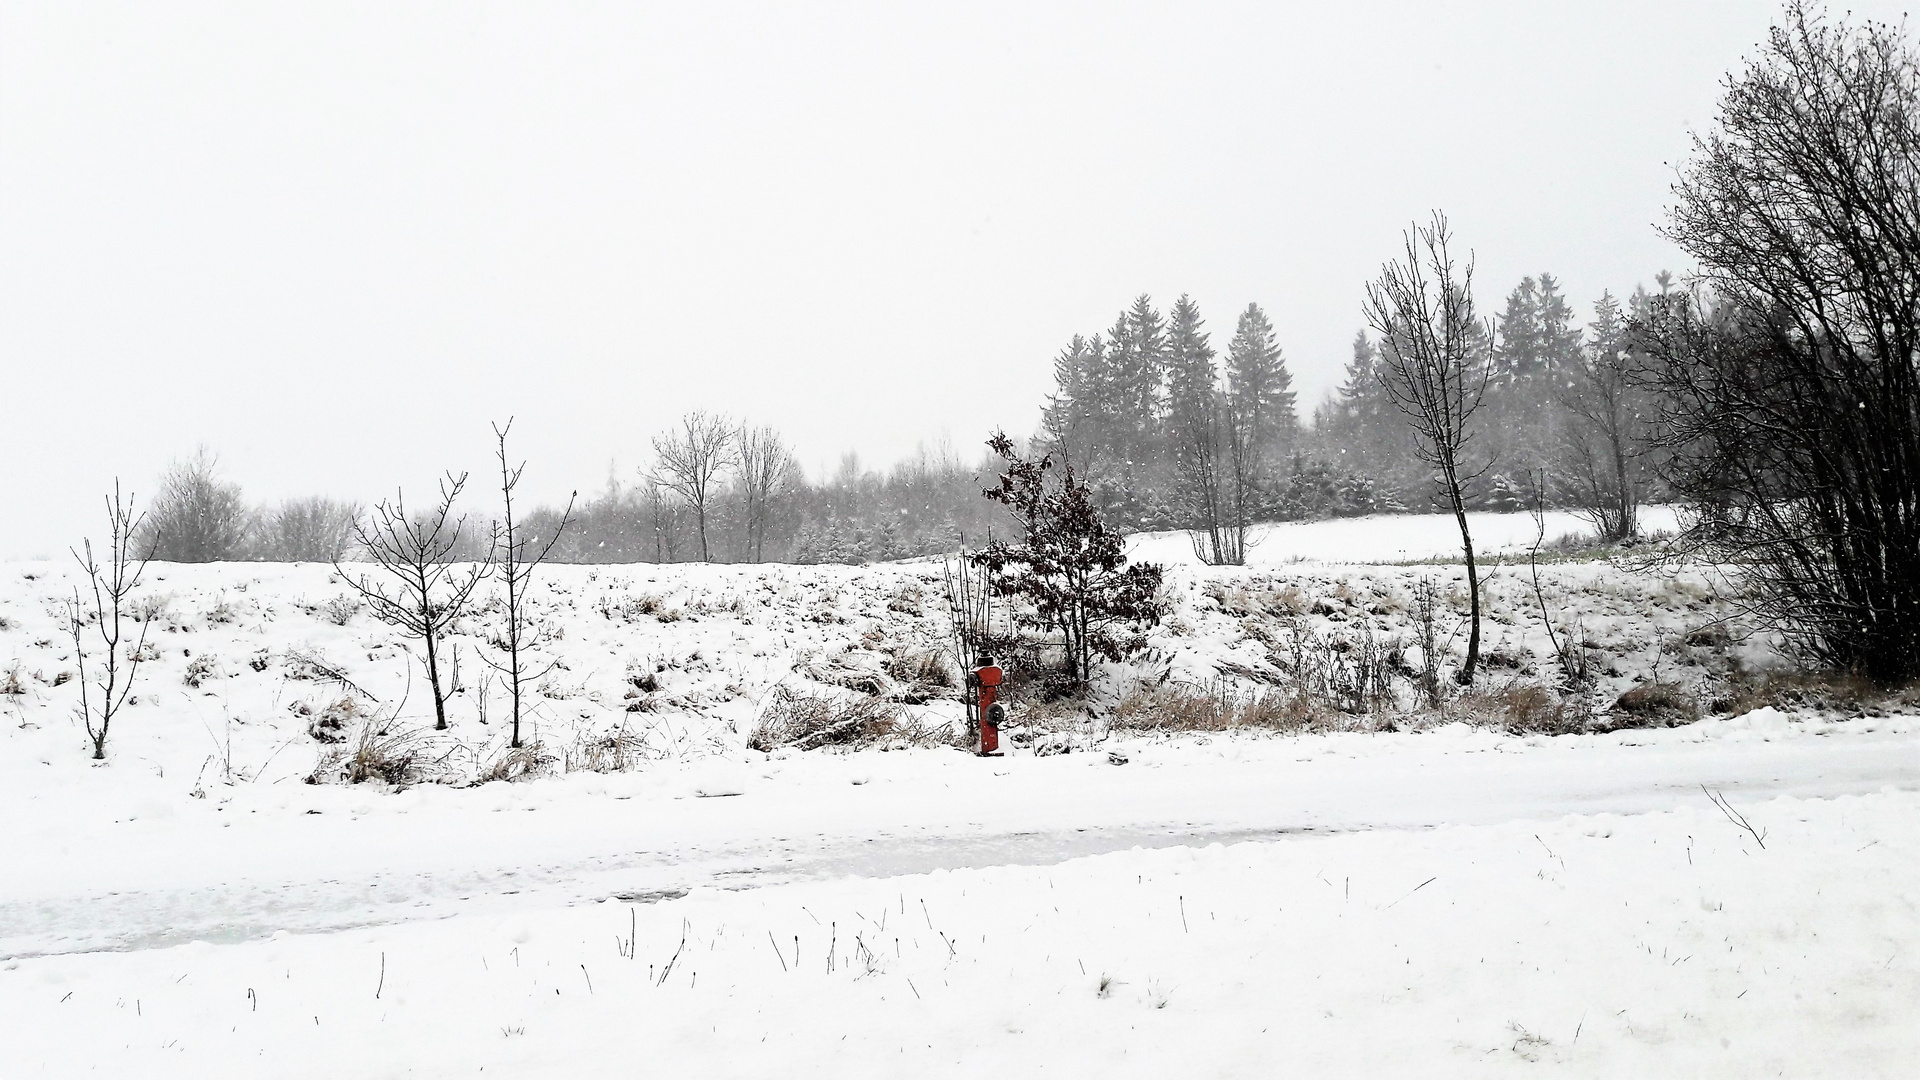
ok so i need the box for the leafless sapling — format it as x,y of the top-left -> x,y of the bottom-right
1525,471 -> 1590,690
337,474 -> 495,730
67,482 -> 153,759
1363,211 -> 1493,683
484,419 -> 576,748
942,552 -> 995,735
651,410 -> 735,562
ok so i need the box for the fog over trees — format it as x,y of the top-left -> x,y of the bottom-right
88,1 -> 1920,687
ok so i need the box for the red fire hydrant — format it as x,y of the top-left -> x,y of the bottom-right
972,656 -> 1005,757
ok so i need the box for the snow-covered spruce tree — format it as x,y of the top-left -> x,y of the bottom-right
972,433 -> 1164,695
1486,274 -> 1581,505
1039,333 -> 1117,479
1225,302 -> 1297,466
337,474 -> 495,730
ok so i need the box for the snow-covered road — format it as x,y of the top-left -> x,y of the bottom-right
7,711 -> 1914,961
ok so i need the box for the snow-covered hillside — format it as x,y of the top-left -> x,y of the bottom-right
2,508 -> 1915,1076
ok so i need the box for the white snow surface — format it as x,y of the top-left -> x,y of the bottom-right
1125,504 -> 1686,565
1,531 -> 1916,1076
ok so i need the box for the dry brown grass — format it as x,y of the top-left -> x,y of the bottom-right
1607,681 -> 1701,729
566,728 -> 652,772
476,739 -> 556,783
1713,669 -> 1920,716
1452,682 -> 1595,735
1108,680 -> 1340,735
748,688 -> 910,752
307,721 -> 437,786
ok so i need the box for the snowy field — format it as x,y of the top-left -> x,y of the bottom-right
1125,504 -> 1686,566
2,507 -> 1916,1076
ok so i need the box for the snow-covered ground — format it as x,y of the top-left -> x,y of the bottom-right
2,507 -> 1915,1076
1126,504 -> 1686,565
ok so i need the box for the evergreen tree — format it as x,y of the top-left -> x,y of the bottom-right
1164,295 -> 1245,563
1108,295 -> 1168,467
1489,273 -> 1582,504
1163,295 -> 1218,454
1225,303 -> 1297,461
1039,333 -> 1114,477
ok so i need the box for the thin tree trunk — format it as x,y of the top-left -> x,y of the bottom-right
1610,432 -> 1634,541
424,625 -> 447,729
1450,481 -> 1482,684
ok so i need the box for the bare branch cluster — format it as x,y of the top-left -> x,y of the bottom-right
336,474 -> 495,730
67,482 -> 152,759
1362,211 -> 1493,683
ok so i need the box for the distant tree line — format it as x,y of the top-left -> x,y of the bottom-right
134,432 -> 1017,567
1033,280 -> 1672,561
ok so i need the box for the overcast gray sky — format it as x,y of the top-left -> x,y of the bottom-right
3,1 -> 1907,557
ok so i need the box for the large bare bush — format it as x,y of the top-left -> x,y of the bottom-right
1645,2 -> 1920,679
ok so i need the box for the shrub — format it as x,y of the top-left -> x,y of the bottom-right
298,696 -> 364,743
566,728 -> 651,773
1714,670 -> 1917,716
1609,682 -> 1700,729
974,432 -> 1165,693
183,654 -> 220,689
254,496 -> 361,562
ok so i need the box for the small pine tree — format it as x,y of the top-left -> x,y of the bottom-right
973,433 -> 1165,694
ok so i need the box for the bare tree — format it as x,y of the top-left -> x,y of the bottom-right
256,496 -> 363,561
337,475 -> 495,730
1363,212 -> 1493,683
483,420 -> 575,748
735,423 -> 795,563
1644,3 -> 1920,679
1173,391 -> 1257,566
67,483 -> 153,759
1558,293 -> 1647,542
643,477 -> 683,562
651,410 -> 734,562
140,446 -> 251,562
